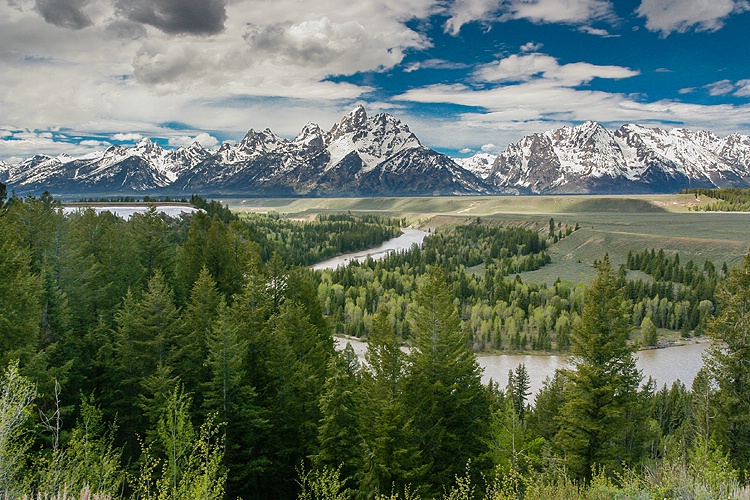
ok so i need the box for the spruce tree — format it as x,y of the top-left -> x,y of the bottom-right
314,343 -> 362,483
402,266 -> 490,494
555,255 -> 646,480
704,252 -> 750,473
358,307 -> 422,498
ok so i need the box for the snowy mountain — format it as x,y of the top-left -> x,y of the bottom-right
463,121 -> 750,194
169,105 -> 487,196
4,109 -> 750,196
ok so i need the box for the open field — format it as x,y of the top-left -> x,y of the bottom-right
224,194 -> 750,284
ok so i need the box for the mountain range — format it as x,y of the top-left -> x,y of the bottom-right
2,106 -> 750,196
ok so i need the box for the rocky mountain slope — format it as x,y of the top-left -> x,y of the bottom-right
462,121 -> 750,194
3,108 -> 750,196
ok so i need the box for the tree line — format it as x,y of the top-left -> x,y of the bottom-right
316,222 -> 722,351
682,187 -> 750,211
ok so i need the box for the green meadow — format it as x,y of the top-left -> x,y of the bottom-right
224,193 -> 750,284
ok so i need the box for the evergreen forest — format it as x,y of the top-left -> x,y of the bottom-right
1,188 -> 749,499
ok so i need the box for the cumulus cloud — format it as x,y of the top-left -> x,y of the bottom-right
112,132 -> 144,142
520,41 -> 543,52
115,0 -> 227,36
636,0 -> 750,36
444,0 -> 615,33
444,0 -> 502,35
35,0 -> 93,30
243,17 -> 424,74
481,143 -> 500,152
168,132 -> 219,148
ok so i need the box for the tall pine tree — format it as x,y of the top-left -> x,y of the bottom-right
555,255 -> 646,480
402,266 -> 490,494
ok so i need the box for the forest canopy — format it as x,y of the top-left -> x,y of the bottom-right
0,193 -> 747,499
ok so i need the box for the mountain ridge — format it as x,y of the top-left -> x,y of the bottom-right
3,107 -> 750,196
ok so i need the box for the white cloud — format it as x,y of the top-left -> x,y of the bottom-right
444,0 -> 501,35
578,26 -> 618,37
705,80 -> 735,96
444,0 -> 615,35
392,51 -> 750,150
473,53 -> 638,85
481,143 -> 500,152
79,139 -> 110,147
504,0 -> 615,24
636,0 -> 750,36
168,133 -> 219,148
520,41 -> 543,52
0,0 -> 439,160
112,132 -> 144,141
404,59 -> 469,73
458,147 -> 474,154
735,79 -> 750,97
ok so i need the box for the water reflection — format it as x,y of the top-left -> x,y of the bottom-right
336,337 -> 708,403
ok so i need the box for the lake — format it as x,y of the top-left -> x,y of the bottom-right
335,336 -> 708,403
311,229 -> 429,270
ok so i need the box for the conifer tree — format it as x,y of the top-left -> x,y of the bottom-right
402,266 -> 490,494
314,343 -> 362,483
0,235 -> 42,365
703,252 -> 750,473
358,307 -> 422,498
555,255 -> 646,480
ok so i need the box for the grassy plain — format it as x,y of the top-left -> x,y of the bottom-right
224,193 -> 750,285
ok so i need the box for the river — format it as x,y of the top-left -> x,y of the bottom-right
335,336 -> 708,402
311,229 -> 429,270
324,227 -> 707,399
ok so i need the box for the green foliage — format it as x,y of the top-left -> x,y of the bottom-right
0,194 -> 748,499
0,234 -> 42,365
402,266 -> 491,494
703,252 -> 750,473
0,361 -> 36,496
297,465 -> 351,500
640,317 -> 657,347
555,256 -> 648,480
682,187 -> 750,212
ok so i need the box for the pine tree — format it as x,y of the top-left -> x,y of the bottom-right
358,306 -> 422,498
0,235 -> 42,365
402,266 -> 490,494
204,302 -> 267,499
314,343 -> 362,483
554,255 -> 646,480
703,252 -> 750,473
506,363 -> 531,425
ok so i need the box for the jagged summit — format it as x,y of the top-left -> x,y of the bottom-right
4,110 -> 750,196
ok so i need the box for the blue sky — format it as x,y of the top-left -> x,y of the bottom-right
2,0 -> 750,162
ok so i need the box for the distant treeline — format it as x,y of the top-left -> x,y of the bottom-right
317,221 -> 723,351
682,187 -> 750,211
